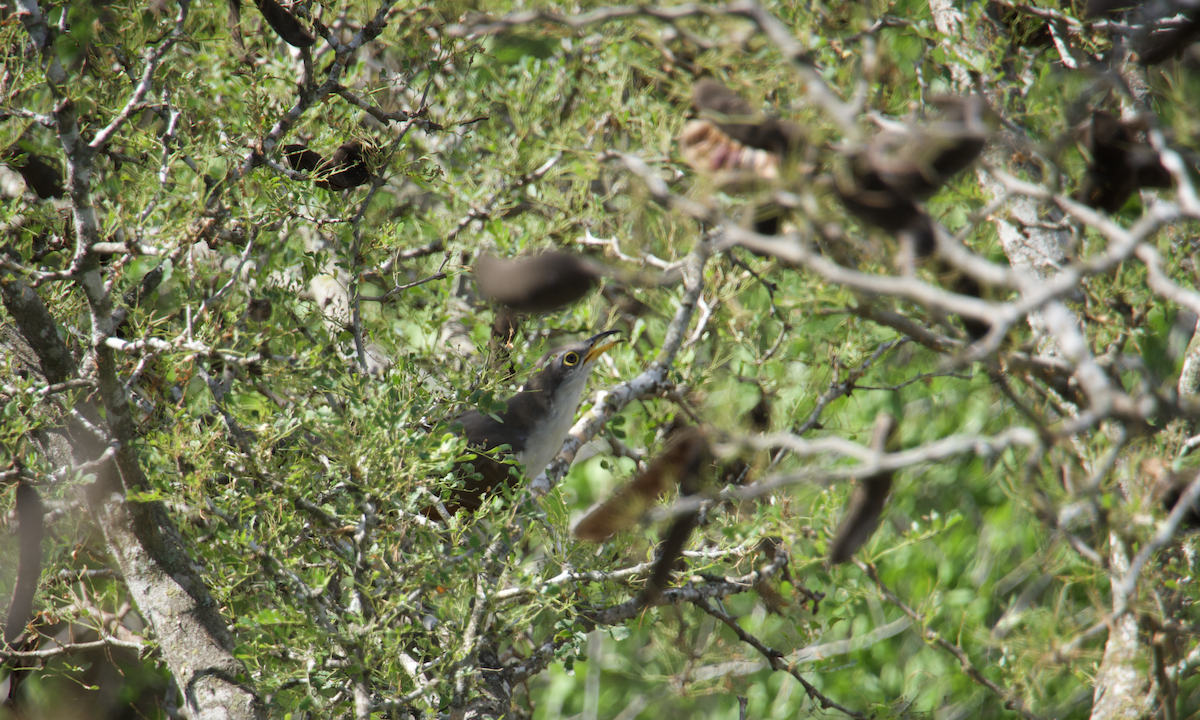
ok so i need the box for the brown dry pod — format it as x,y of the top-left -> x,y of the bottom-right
644,511 -> 698,605
283,143 -> 323,173
948,272 -> 990,340
828,413 -> 899,565
247,297 -> 273,323
4,482 -> 45,647
4,150 -> 64,199
679,120 -> 782,183
692,79 -> 756,124
860,95 -> 994,202
255,0 -> 316,48
475,251 -> 600,314
321,141 -> 370,190
691,79 -> 802,156
1096,0 -> 1200,60
1147,459 -> 1200,532
573,426 -> 711,543
746,395 -> 771,433
1136,8 -> 1200,65
683,80 -> 802,191
1076,110 -> 1172,213
283,142 -> 370,190
835,160 -> 927,235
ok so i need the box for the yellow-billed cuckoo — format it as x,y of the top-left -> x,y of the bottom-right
443,330 -> 622,515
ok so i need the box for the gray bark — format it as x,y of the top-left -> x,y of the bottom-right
1092,538 -> 1150,720
924,3 -> 1151,719
0,266 -> 266,719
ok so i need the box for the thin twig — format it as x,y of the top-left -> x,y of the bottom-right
858,560 -> 1042,720
694,598 -> 865,719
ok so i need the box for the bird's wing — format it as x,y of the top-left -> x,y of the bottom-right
454,409 -> 526,453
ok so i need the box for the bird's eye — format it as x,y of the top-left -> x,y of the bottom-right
563,352 -> 580,366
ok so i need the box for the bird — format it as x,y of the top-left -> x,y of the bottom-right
438,330 -> 622,516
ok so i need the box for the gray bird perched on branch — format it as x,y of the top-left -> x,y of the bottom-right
436,330 -> 622,516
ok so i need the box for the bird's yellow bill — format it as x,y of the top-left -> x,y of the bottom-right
584,339 -> 622,364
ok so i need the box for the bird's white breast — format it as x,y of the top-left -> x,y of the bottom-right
516,370 -> 590,477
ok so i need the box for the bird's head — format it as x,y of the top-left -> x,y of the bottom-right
524,330 -> 622,403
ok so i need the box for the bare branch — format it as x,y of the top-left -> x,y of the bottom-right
0,634 -> 147,661
89,2 -> 187,151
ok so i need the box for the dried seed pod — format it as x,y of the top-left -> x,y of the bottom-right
692,79 -> 756,125
1076,110 -> 1172,212
283,143 -> 322,173
1136,9 -> 1200,65
283,142 -> 371,190
919,96 -> 995,182
745,394 -> 771,433
1146,459 -> 1200,532
836,98 -> 993,259
247,297 -> 273,322
682,80 -> 802,189
752,205 -> 783,236
644,511 -> 698,605
5,482 -> 45,647
572,426 -> 712,543
837,153 -> 989,338
475,251 -> 600,314
321,141 -> 370,190
679,120 -> 781,183
949,273 -> 991,340
834,160 -> 927,235
895,212 -> 937,260
828,413 -> 899,565
691,79 -> 803,156
255,0 -> 315,48
862,95 -> 995,202
1084,0 -> 1200,61
3,149 -> 64,199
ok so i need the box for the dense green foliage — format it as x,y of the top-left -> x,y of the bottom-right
4,0 -> 1200,718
